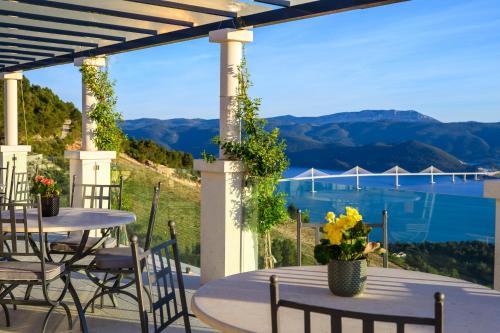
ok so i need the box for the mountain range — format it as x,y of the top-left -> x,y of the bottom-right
122,110 -> 500,172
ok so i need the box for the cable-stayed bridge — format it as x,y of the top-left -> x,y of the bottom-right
279,166 -> 498,191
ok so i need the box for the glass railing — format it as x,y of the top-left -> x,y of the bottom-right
278,178 -> 496,287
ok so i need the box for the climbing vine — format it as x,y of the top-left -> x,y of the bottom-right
80,61 -> 125,151
204,52 -> 289,269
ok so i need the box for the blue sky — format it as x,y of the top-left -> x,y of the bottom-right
25,0 -> 500,122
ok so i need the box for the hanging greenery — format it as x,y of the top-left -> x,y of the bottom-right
204,51 -> 289,269
80,61 -> 125,151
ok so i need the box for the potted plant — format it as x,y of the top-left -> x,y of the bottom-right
31,175 -> 61,217
314,207 -> 385,297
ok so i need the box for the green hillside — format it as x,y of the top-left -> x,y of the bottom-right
0,78 -> 82,160
114,157 -> 200,265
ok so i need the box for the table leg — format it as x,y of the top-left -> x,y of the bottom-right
62,274 -> 89,333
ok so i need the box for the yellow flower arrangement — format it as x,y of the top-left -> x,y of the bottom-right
315,206 -> 385,263
323,222 -> 343,245
322,206 -> 362,245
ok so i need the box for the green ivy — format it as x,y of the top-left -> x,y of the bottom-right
80,62 -> 125,152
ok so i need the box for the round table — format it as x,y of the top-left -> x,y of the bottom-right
192,266 -> 500,333
1,207 -> 136,333
1,207 -> 136,232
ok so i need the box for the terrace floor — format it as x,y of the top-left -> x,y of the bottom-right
0,258 -> 216,333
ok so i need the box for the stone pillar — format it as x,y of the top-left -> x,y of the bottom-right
484,181 -> 500,291
0,71 -> 31,194
65,57 -> 116,210
210,28 -> 253,159
194,29 -> 256,284
75,57 -> 106,152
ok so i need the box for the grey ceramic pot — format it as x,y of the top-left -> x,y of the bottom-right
328,259 -> 367,297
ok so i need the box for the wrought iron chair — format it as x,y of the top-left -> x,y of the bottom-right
296,209 -> 389,268
0,195 -> 74,332
270,275 -> 444,333
0,162 -> 10,205
131,220 -> 192,333
49,174 -> 124,255
366,209 -> 389,268
8,166 -> 31,204
84,183 -> 160,313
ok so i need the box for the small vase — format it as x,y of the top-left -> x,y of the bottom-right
41,196 -> 60,217
328,259 -> 367,297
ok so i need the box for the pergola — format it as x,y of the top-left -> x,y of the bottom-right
0,0 -> 405,283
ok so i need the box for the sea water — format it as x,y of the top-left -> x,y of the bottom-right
278,167 -> 496,244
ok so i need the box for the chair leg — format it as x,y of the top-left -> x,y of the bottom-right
41,305 -> 57,333
0,303 -> 10,327
147,273 -> 154,312
109,275 -> 123,308
98,273 -> 109,310
0,285 -> 17,310
8,291 -> 17,310
24,284 -> 33,300
60,302 -> 73,330
90,286 -> 101,313
143,285 -> 153,313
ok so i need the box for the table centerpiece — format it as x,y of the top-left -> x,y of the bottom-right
314,207 -> 385,297
31,175 -> 61,217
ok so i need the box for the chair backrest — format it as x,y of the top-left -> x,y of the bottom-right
366,210 -> 389,268
296,209 -> 389,268
270,275 -> 444,333
131,221 -> 191,333
70,174 -> 123,209
8,166 -> 31,204
144,183 -> 161,252
0,196 -> 49,281
0,162 -> 10,204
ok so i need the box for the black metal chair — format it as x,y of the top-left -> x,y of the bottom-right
270,275 -> 444,333
8,166 -> 30,204
0,195 -> 74,332
0,162 -> 10,205
131,220 -> 192,333
83,183 -> 160,313
366,209 -> 389,268
49,174 -> 124,255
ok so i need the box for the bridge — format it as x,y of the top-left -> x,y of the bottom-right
279,166 -> 498,191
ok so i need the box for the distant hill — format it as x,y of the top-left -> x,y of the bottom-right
269,110 -> 439,125
122,110 -> 500,171
287,140 -> 469,172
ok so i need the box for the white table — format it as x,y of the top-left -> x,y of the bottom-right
1,207 -> 136,232
1,207 -> 136,333
192,266 -> 500,333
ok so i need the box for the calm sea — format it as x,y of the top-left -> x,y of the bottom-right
278,167 -> 497,243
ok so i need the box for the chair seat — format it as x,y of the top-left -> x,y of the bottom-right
50,236 -> 117,253
95,246 -> 144,270
0,261 -> 64,281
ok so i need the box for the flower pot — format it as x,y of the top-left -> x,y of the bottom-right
41,196 -> 60,217
328,259 -> 367,297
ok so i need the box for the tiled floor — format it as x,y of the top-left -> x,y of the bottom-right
0,265 -> 217,332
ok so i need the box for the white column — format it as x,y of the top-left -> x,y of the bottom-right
74,57 -> 106,152
2,72 -> 22,146
65,57 -> 115,211
194,29 -> 256,284
0,72 -> 31,193
484,181 -> 500,291
210,28 -> 253,159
